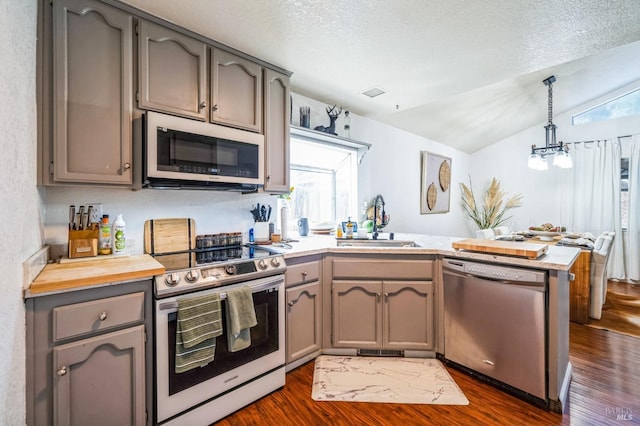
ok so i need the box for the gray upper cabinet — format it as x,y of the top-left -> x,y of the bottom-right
138,20 -> 208,121
50,0 -> 133,184
263,69 -> 291,193
211,48 -> 263,132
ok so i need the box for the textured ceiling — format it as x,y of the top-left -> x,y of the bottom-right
121,0 -> 640,152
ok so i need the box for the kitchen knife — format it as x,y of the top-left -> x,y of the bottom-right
86,205 -> 93,229
69,205 -> 76,230
77,206 -> 85,230
267,205 -> 272,222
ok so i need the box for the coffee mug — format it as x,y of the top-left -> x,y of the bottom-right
297,218 -> 309,236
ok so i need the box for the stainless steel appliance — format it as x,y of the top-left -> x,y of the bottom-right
442,258 -> 547,401
153,244 -> 286,425
136,111 -> 264,190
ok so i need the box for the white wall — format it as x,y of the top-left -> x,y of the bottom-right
292,93 -> 471,237
470,79 -> 640,233
0,1 -> 40,424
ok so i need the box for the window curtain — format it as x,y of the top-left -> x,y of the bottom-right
562,140 -> 624,278
626,135 -> 640,281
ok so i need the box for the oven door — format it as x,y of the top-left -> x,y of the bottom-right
155,274 -> 285,423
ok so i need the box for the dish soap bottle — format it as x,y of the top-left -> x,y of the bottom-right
113,214 -> 126,255
345,217 -> 354,239
98,214 -> 111,255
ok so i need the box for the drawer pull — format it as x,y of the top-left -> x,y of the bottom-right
301,271 -> 308,277
288,301 -> 295,307
98,312 -> 108,321
57,366 -> 68,376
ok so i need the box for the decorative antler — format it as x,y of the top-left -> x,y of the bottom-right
326,105 -> 342,118
314,104 -> 343,135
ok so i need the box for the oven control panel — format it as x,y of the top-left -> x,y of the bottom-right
154,255 -> 287,297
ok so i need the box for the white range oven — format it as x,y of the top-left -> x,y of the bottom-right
152,245 -> 286,425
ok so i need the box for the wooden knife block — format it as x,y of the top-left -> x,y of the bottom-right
68,229 -> 99,259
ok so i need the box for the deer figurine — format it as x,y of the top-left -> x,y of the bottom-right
314,105 -> 343,135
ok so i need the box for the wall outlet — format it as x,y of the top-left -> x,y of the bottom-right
23,246 -> 50,291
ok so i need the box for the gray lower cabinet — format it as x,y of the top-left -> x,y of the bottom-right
332,280 -> 434,350
286,281 -> 322,362
137,20 -> 208,121
44,0 -> 134,185
285,258 -> 322,364
263,69 -> 291,193
26,280 -> 153,426
330,256 -> 435,351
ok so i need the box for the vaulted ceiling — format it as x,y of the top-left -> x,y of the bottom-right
122,0 -> 640,152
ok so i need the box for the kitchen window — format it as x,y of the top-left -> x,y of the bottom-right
287,128 -> 369,227
572,88 -> 640,125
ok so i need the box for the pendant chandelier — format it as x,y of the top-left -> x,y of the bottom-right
528,75 -> 573,170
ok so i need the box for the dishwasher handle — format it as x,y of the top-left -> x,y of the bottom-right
443,268 -> 546,291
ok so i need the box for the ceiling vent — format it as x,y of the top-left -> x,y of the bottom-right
361,87 -> 386,98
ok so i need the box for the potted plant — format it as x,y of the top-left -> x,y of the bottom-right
460,177 -> 523,230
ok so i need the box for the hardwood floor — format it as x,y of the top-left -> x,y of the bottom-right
216,323 -> 640,425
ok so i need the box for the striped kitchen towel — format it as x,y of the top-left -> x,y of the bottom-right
175,293 -> 222,373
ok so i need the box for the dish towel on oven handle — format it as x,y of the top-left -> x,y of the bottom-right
175,293 -> 222,373
225,286 -> 258,352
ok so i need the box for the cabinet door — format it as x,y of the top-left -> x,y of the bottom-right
52,0 -> 133,184
53,325 -> 146,426
211,49 -> 262,132
383,281 -> 434,350
332,280 -> 382,348
286,281 -> 322,363
263,69 -> 290,193
138,20 -> 207,120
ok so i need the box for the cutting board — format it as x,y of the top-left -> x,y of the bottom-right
144,218 -> 196,255
452,238 -> 548,259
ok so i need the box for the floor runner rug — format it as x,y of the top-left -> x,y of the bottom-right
311,355 -> 469,405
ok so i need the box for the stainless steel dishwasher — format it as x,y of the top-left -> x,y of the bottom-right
442,258 -> 547,400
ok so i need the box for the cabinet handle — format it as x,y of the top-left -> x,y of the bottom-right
212,104 -> 219,111
199,101 -> 207,110
123,163 -> 131,170
384,292 -> 389,299
376,293 -> 381,302
288,301 -> 294,307
98,312 -> 108,321
301,271 -> 307,278
266,175 -> 271,182
57,366 -> 68,376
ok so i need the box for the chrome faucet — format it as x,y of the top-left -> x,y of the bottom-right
372,194 -> 385,239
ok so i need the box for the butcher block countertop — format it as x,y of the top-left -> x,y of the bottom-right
26,254 -> 165,298
451,238 -> 548,259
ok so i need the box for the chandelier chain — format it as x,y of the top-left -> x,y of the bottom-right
548,81 -> 553,125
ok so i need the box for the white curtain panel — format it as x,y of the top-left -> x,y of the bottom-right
626,135 -> 640,281
564,140 -> 624,279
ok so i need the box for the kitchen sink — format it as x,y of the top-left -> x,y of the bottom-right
336,239 -> 420,248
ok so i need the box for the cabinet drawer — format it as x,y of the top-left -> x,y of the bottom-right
333,259 -> 433,280
286,261 -> 320,287
52,292 -> 145,342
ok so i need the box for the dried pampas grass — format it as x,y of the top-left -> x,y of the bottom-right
460,177 -> 523,230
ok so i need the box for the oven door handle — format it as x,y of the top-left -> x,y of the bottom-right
158,277 -> 283,311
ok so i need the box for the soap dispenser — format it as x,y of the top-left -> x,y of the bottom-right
345,217 -> 354,239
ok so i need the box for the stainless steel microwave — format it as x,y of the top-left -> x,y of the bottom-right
137,111 -> 264,190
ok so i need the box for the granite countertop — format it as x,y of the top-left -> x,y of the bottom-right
270,233 -> 580,271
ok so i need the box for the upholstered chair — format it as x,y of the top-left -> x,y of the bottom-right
589,231 -> 615,320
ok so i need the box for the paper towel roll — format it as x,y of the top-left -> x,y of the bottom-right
280,206 -> 289,240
